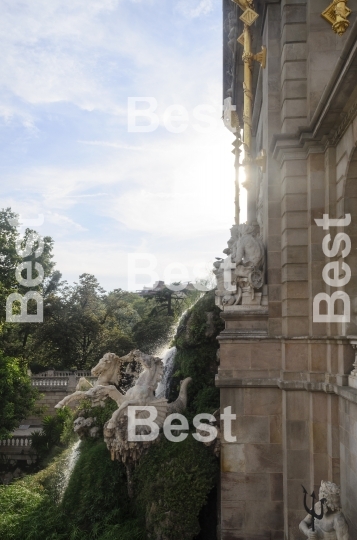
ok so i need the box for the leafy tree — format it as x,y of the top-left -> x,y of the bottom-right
0,208 -> 55,315
31,276 -> 138,370
142,284 -> 199,317
0,352 -> 38,439
132,314 -> 174,355
0,208 -> 57,359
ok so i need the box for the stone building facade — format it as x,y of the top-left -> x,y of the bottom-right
217,1 -> 357,538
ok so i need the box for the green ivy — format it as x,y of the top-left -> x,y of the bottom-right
134,436 -> 218,540
169,290 -> 223,419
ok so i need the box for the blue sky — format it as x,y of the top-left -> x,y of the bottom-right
1,0 -> 238,291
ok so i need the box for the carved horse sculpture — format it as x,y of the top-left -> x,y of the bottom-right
56,349 -> 192,467
55,351 -> 135,409
56,349 -> 191,420
106,350 -> 166,427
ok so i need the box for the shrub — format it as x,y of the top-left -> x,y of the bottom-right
31,408 -> 73,460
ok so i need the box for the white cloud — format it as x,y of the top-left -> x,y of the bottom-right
176,0 -> 214,18
0,0 -> 221,122
0,0 -> 237,291
78,140 -> 143,151
2,119 -> 235,238
45,212 -> 87,233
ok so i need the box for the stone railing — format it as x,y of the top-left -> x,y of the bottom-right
0,437 -> 32,447
31,373 -> 96,388
32,378 -> 68,387
82,376 -> 97,385
34,370 -> 92,378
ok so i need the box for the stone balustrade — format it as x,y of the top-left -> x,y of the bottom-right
33,370 -> 92,378
0,370 -> 97,462
32,378 -> 69,387
0,436 -> 32,447
31,372 -> 96,389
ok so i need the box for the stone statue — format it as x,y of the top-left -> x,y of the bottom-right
55,351 -> 131,409
299,481 -> 349,539
232,223 -> 264,276
56,349 -> 192,468
104,376 -> 192,465
214,223 -> 265,308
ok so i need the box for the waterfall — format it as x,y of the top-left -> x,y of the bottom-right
155,346 -> 177,399
154,297 -> 202,399
55,439 -> 81,501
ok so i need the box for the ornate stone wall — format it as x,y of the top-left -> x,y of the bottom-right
218,1 -> 357,538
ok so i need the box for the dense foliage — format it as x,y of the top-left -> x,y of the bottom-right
0,435 -> 217,540
0,440 -> 146,540
142,284 -> 198,317
169,289 -> 224,419
0,352 -> 38,439
135,436 -> 218,540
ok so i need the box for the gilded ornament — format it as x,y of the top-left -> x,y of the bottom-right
321,0 -> 351,35
253,46 -> 267,69
237,32 -> 245,46
239,7 -> 259,26
254,150 -> 267,173
231,0 -> 254,10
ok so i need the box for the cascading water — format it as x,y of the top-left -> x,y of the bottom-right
154,296 -> 202,398
56,439 -> 81,501
155,346 -> 177,398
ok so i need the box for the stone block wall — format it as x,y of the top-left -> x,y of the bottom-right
220,386 -> 284,540
339,397 -> 357,539
219,1 -> 357,538
35,389 -> 69,417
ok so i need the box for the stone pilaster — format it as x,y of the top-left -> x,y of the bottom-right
281,0 -> 308,133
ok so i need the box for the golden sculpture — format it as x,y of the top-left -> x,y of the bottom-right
322,0 -> 351,35
234,1 -> 266,189
231,0 -> 254,9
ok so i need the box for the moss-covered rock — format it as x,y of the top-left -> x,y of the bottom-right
169,290 -> 224,418
134,436 -> 218,540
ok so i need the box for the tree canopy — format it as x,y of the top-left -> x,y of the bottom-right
0,207 -> 185,372
0,353 -> 37,439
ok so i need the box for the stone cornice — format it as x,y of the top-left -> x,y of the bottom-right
216,372 -> 357,405
217,335 -> 351,343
